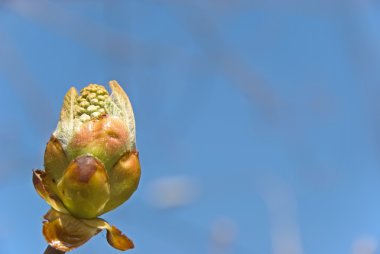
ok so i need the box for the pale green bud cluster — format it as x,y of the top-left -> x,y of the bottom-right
76,84 -> 110,121
33,81 -> 140,252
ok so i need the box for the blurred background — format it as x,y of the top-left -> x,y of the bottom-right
1,0 -> 380,253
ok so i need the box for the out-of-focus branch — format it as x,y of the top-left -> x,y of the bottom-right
44,246 -> 65,254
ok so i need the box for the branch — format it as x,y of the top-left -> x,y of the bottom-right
44,246 -> 65,254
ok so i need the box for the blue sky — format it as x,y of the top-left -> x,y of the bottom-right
1,1 -> 380,254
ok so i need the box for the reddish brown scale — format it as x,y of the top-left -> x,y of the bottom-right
71,156 -> 99,183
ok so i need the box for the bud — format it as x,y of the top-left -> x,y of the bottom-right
33,81 -> 141,252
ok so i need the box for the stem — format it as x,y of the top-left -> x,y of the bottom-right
44,246 -> 65,254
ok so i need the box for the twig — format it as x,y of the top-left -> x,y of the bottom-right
44,246 -> 65,254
